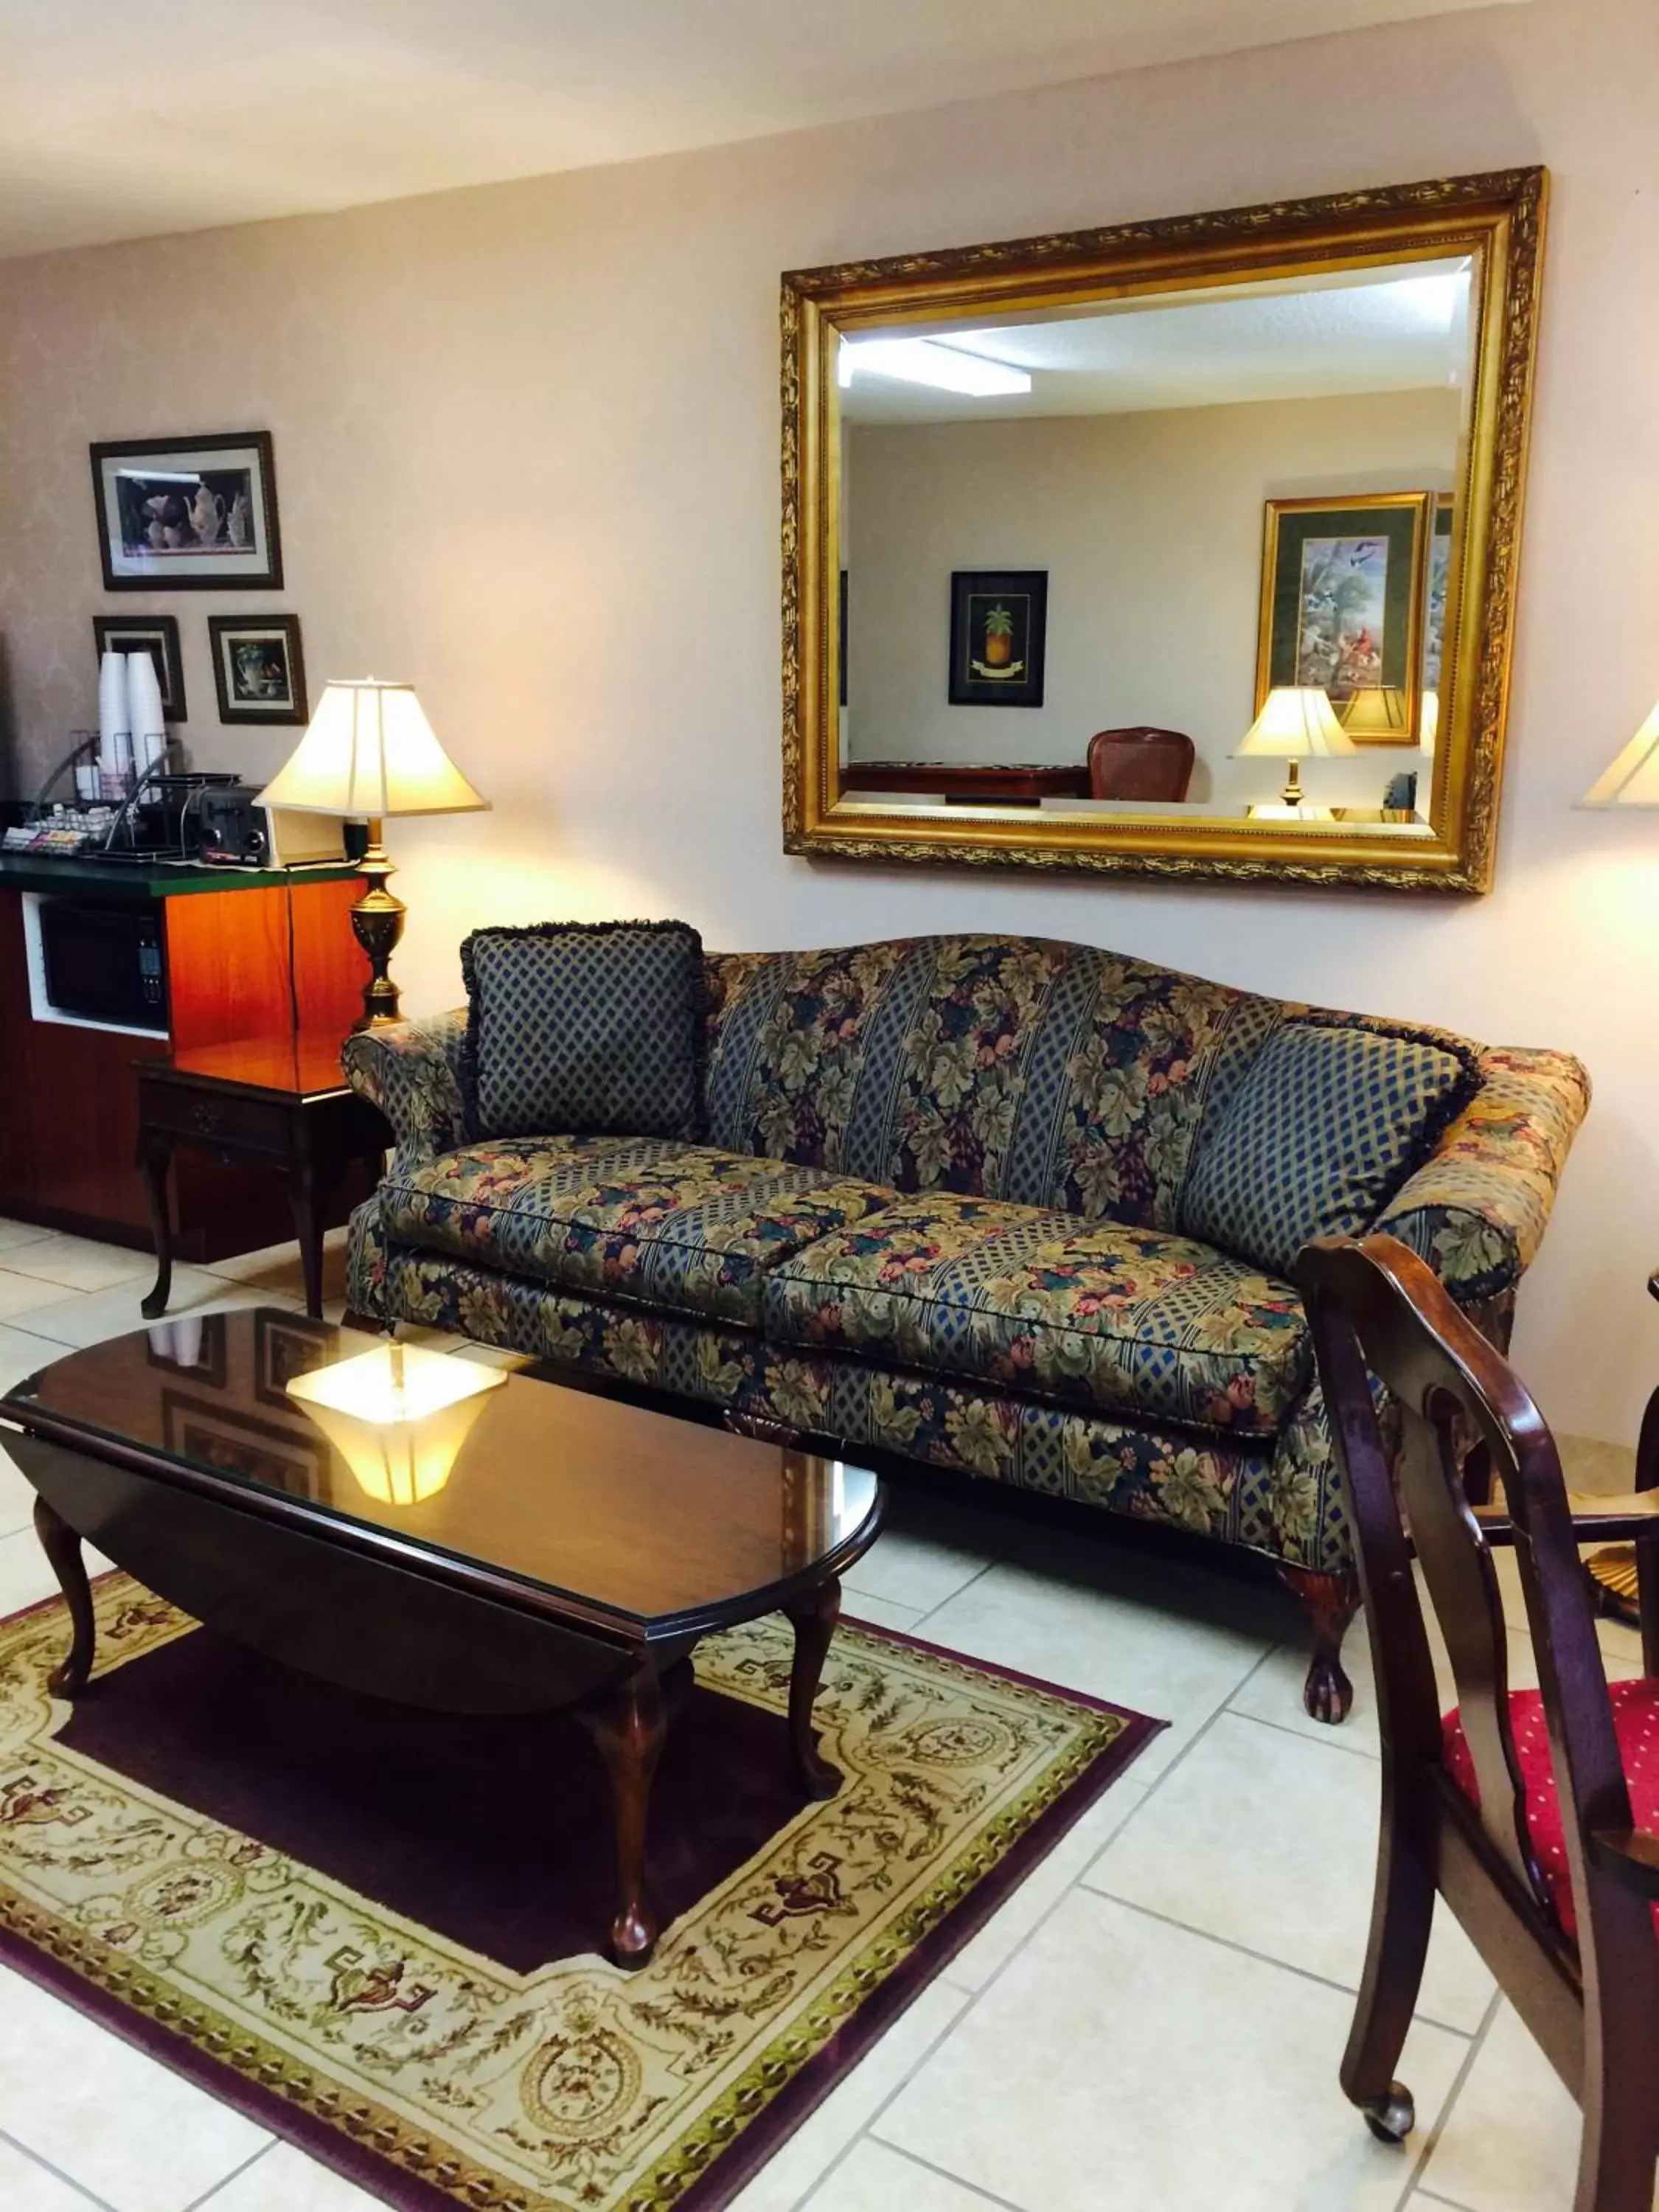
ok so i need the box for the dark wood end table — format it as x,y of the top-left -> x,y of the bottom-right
135,1034 -> 390,1320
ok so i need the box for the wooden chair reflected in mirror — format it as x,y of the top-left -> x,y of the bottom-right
1087,726 -> 1195,804
1300,1233 -> 1659,2211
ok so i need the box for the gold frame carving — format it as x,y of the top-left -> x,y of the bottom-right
781,167 -> 1547,894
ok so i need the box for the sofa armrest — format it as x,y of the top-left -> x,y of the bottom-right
1372,1046 -> 1590,1306
341,1009 -> 468,1164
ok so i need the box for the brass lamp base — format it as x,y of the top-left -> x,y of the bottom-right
1280,760 -> 1306,807
349,824 -> 407,1031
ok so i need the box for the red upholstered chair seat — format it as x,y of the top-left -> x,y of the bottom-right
1443,1677 -> 1659,1938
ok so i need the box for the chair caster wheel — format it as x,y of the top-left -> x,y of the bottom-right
1360,2085 -> 1415,2144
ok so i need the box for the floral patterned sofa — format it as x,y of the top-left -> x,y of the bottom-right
342,933 -> 1588,1722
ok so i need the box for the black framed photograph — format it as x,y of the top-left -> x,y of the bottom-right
92,614 -> 187,720
208,613 -> 308,726
254,1311 -> 335,1408
161,1391 -> 327,1499
89,431 -> 282,591
947,570 -> 1048,707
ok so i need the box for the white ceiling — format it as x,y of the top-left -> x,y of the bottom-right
840,260 -> 1473,422
2,0 -> 1522,260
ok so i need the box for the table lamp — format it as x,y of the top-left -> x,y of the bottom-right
257,678 -> 488,1029
1235,686 -> 1355,808
1571,697 -> 1659,1627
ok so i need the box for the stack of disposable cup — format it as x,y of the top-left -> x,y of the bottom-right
97,649 -> 132,794
127,651 -> 167,776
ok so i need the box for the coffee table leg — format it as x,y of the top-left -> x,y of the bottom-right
577,1656 -> 669,1968
33,1497 -> 94,1698
785,1576 -> 843,1798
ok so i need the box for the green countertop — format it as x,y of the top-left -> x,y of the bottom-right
0,854 -> 363,899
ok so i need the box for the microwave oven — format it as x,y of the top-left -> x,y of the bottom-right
38,898 -> 168,1032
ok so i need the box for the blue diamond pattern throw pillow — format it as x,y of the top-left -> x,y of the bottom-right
460,920 -> 703,1141
1178,1018 -> 1479,1278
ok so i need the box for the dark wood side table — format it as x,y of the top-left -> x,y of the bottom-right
135,1033 -> 390,1320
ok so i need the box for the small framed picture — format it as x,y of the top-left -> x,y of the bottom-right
208,613 -> 308,726
948,570 -> 1048,708
161,1391 -> 327,1499
254,1311 -> 335,1408
92,614 -> 187,720
89,431 -> 282,591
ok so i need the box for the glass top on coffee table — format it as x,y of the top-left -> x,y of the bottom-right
0,1310 -> 883,1636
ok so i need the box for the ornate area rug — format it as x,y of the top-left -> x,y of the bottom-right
0,1574 -> 1159,2211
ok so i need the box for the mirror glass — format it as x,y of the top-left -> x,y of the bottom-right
832,257 -> 1473,838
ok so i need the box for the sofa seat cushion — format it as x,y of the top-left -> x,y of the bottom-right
761,1192 -> 1310,1433
379,1138 -> 891,1329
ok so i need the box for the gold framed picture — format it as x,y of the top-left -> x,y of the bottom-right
1255,492 -> 1433,745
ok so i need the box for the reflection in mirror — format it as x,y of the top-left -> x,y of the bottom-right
834,260 -> 1472,832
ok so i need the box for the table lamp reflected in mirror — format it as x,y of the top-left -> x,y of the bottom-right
1236,686 -> 1354,814
256,679 -> 490,1031
286,1340 -> 506,1507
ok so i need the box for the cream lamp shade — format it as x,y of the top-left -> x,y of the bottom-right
256,678 -> 487,819
1234,686 -> 1354,806
1578,701 -> 1659,808
286,1340 -> 506,1508
1418,690 -> 1440,759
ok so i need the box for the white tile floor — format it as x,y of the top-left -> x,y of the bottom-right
0,1217 -> 1644,2211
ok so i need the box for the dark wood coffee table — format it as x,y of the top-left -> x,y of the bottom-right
0,1312 -> 884,1966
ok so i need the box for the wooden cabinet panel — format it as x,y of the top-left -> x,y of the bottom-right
164,878 -> 366,1054
0,880 -> 370,1252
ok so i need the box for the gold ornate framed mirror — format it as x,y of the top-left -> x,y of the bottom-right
782,168 -> 1545,892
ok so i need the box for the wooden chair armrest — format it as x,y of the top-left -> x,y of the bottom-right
1587,1826 -> 1659,1898
1474,1491 -> 1659,1545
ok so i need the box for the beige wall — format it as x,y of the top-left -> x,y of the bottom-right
1,0 -> 1657,1446
845,390 -> 1458,807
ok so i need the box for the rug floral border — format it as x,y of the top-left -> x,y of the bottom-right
0,1590 -> 1160,2212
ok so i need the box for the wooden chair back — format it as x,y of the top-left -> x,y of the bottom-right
1300,1232 -> 1659,2210
1086,726 -> 1195,801
1301,1235 -> 1628,1916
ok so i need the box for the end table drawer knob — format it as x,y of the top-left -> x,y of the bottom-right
192,1103 -> 223,1136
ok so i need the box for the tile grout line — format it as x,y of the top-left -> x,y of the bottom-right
0,2121 -> 122,2211
1079,1883 -> 1480,2031
180,2137 -> 279,2211
847,1641 -> 1295,2195
1386,1983 -> 1505,2211
849,2140 -> 1032,2212
902,1552 -> 1009,1625
780,1988 -> 979,2212
1221,1696 -> 1383,1764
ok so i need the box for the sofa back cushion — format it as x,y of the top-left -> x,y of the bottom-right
703,935 -> 1282,1229
461,920 -> 703,1140
1178,1017 -> 1481,1274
